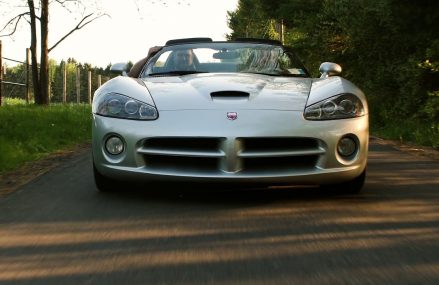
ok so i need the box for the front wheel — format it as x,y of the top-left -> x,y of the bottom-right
321,169 -> 366,194
93,163 -> 122,192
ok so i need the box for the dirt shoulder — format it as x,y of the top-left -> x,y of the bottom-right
0,143 -> 91,197
371,136 -> 439,160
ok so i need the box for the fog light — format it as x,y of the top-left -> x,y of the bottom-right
337,136 -> 357,157
105,136 -> 124,155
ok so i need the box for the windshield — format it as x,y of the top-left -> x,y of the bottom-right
140,42 -> 309,77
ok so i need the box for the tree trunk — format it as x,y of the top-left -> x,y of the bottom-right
21,0 -> 101,104
40,0 -> 49,105
27,0 -> 41,104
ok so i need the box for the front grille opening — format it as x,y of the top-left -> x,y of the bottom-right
242,137 -> 319,152
144,137 -> 221,152
144,155 -> 219,173
243,156 -> 318,172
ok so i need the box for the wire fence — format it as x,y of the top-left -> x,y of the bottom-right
0,40 -> 113,106
48,63 -> 112,104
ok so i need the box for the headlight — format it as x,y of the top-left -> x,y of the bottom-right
304,93 -> 364,120
95,93 -> 158,120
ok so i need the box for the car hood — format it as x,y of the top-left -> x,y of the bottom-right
142,73 -> 312,111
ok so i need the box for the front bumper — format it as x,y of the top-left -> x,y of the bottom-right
92,109 -> 368,185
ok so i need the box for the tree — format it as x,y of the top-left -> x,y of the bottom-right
228,0 -> 439,146
227,0 -> 273,40
1,0 -> 105,105
226,0 -> 322,64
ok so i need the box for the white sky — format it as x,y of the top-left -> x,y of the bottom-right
1,0 -> 238,68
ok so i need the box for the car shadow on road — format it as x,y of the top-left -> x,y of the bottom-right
96,180 -> 366,207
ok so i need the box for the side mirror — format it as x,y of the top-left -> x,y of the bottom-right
110,62 -> 129,76
319,62 -> 342,78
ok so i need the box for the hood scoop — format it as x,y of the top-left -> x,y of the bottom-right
211,91 -> 250,102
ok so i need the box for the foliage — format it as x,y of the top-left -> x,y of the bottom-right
0,101 -> 92,172
1,97 -> 28,106
372,119 -> 439,149
227,0 -> 439,148
227,0 -> 280,40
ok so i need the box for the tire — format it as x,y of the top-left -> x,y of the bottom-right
93,163 -> 121,192
321,169 -> 366,194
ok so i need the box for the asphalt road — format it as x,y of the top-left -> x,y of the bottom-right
0,139 -> 438,285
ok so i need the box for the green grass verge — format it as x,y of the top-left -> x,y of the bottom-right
0,98 -> 92,173
371,120 -> 439,149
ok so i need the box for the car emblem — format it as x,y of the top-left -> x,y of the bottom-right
227,112 -> 238,120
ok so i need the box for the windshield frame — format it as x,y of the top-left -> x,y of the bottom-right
140,42 -> 310,78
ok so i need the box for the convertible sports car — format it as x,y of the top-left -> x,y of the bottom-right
92,38 -> 368,193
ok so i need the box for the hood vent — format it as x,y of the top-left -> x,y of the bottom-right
211,91 -> 250,102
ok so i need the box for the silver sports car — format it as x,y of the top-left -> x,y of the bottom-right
92,38 -> 368,193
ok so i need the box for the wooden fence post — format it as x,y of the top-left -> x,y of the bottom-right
48,64 -> 51,104
98,74 -> 102,88
62,63 -> 66,103
76,66 -> 80,103
279,19 -> 284,44
25,48 -> 30,103
88,70 -> 92,104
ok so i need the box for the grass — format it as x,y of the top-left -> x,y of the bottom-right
371,120 -> 439,149
0,98 -> 92,173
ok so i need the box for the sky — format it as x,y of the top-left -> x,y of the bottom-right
1,0 -> 238,68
